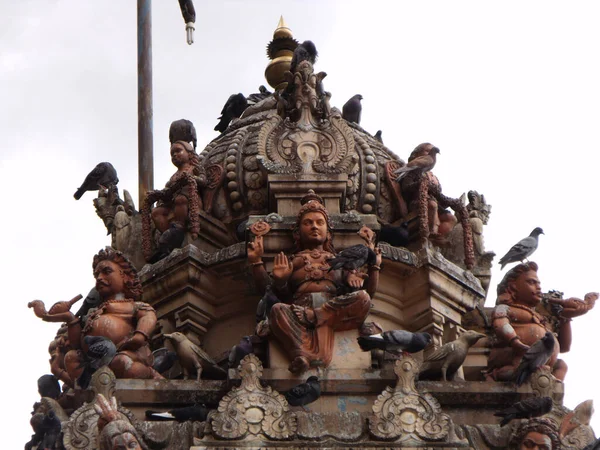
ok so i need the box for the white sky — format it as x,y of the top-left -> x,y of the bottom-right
1,1 -> 599,446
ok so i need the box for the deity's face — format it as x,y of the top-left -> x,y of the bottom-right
94,260 -> 126,300
298,211 -> 328,248
511,270 -> 542,306
110,431 -> 142,450
170,142 -> 190,168
519,431 -> 552,450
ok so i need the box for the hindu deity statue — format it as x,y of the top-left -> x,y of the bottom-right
29,248 -> 163,386
509,418 -> 561,450
247,191 -> 380,374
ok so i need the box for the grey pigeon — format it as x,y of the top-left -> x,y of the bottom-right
394,143 -> 440,182
247,85 -> 272,104
152,347 -> 178,374
494,396 -> 553,426
514,331 -> 555,387
77,336 -> 117,389
37,374 -> 61,400
149,223 -> 186,263
75,287 -> 101,319
290,40 -> 318,73
379,222 -> 410,248
228,336 -> 254,369
169,118 -> 197,149
25,410 -> 62,450
498,227 -> 544,269
374,130 -> 383,143
214,93 -> 248,133
177,0 -> 196,23
73,162 -> 119,200
146,403 -> 208,422
342,94 -> 363,124
327,244 -> 377,272
256,285 -> 282,323
419,330 -> 486,381
285,376 -> 321,407
357,330 -> 432,355
164,332 -> 226,380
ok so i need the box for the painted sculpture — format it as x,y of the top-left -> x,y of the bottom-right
247,191 -> 380,374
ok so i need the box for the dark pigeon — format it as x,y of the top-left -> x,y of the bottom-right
327,244 -> 377,272
498,227 -> 544,269
152,348 -> 178,374
358,330 -> 432,355
494,396 -> 553,426
374,130 -> 383,143
256,285 -> 282,323
285,376 -> 321,407
514,331 -> 555,387
228,336 -> 253,369
342,94 -> 363,124
73,162 -> 119,200
75,287 -> 102,319
290,40 -> 318,73
77,336 -> 117,389
149,223 -> 186,263
247,85 -> 272,104
214,93 -> 248,133
146,403 -> 208,422
25,410 -> 62,450
169,118 -> 197,149
37,374 -> 61,400
177,0 -> 196,23
379,222 -> 410,247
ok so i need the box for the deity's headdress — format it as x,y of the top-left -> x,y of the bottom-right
293,190 -> 335,253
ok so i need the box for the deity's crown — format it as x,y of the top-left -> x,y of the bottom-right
296,190 -> 332,228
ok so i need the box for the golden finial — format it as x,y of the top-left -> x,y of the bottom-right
265,16 -> 298,90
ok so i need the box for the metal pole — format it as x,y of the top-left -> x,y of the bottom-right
137,0 -> 153,209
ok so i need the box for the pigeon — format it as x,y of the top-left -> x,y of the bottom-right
357,330 -> 432,355
228,336 -> 254,369
75,287 -> 102,319
379,222 -> 410,247
327,244 -> 377,272
77,336 -> 117,389
494,396 -> 553,426
256,285 -> 282,323
37,374 -> 61,400
214,93 -> 248,133
374,130 -> 383,143
164,332 -> 226,380
169,118 -> 197,149
177,0 -> 196,23
583,438 -> 600,450
394,143 -> 440,182
419,330 -> 486,381
25,410 -> 62,450
247,85 -> 272,104
152,348 -> 178,374
149,223 -> 186,263
146,403 -> 208,422
290,40 -> 318,73
514,331 -> 555,387
284,376 -> 321,407
498,227 -> 544,269
342,94 -> 363,124
74,162 -> 119,200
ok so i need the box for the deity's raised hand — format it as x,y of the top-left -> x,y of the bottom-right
247,235 -> 264,263
548,292 -> 598,319
28,294 -> 83,322
272,252 -> 293,283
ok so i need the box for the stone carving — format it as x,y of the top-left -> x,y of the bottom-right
29,248 -> 163,387
209,354 -> 297,440
95,394 -> 146,450
247,191 -> 377,373
509,418 -> 561,450
369,356 -> 451,442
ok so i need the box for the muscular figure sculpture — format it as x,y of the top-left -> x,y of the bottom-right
248,192 -> 380,374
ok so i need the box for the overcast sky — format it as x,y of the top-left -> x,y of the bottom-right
2,1 -> 599,446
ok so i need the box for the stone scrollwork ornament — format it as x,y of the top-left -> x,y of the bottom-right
369,356 -> 451,443
210,354 -> 297,440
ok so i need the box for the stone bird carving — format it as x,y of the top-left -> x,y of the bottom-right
164,332 -> 226,380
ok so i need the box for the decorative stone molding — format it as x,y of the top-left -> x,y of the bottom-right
369,356 -> 451,443
209,354 -> 297,440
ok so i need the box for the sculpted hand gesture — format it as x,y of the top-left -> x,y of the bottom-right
272,252 -> 293,284
247,235 -> 264,264
347,271 -> 368,289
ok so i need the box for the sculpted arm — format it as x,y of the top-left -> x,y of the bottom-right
247,235 -> 270,294
118,304 -> 157,351
492,305 -> 530,352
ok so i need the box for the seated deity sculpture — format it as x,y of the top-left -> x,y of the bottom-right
247,191 -> 380,374
486,262 -> 595,382
29,248 -> 163,386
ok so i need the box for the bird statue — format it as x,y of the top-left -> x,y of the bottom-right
146,403 -> 208,422
419,330 -> 486,381
163,332 -> 227,380
169,118 -> 197,149
256,285 -> 282,323
357,330 -> 432,356
77,336 -> 117,389
214,93 -> 248,133
342,94 -> 363,124
393,143 -> 440,182
152,348 -> 178,374
228,336 -> 254,369
37,374 -> 61,400
290,40 -> 318,74
494,396 -> 553,426
327,244 -> 377,272
514,331 -> 555,387
73,162 -> 119,200
498,227 -> 544,269
284,376 -> 321,409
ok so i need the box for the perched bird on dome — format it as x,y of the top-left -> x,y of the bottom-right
228,336 -> 254,369
169,118 -> 197,149
284,376 -> 321,408
37,374 -> 61,400
73,162 -> 119,200
327,244 -> 377,272
514,331 -> 555,387
394,143 -> 440,182
374,130 -> 383,143
247,85 -> 272,104
494,396 -> 553,426
164,332 -> 227,380
214,93 -> 248,133
498,227 -> 544,269
290,40 -> 318,73
342,94 -> 363,124
357,330 -> 431,356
